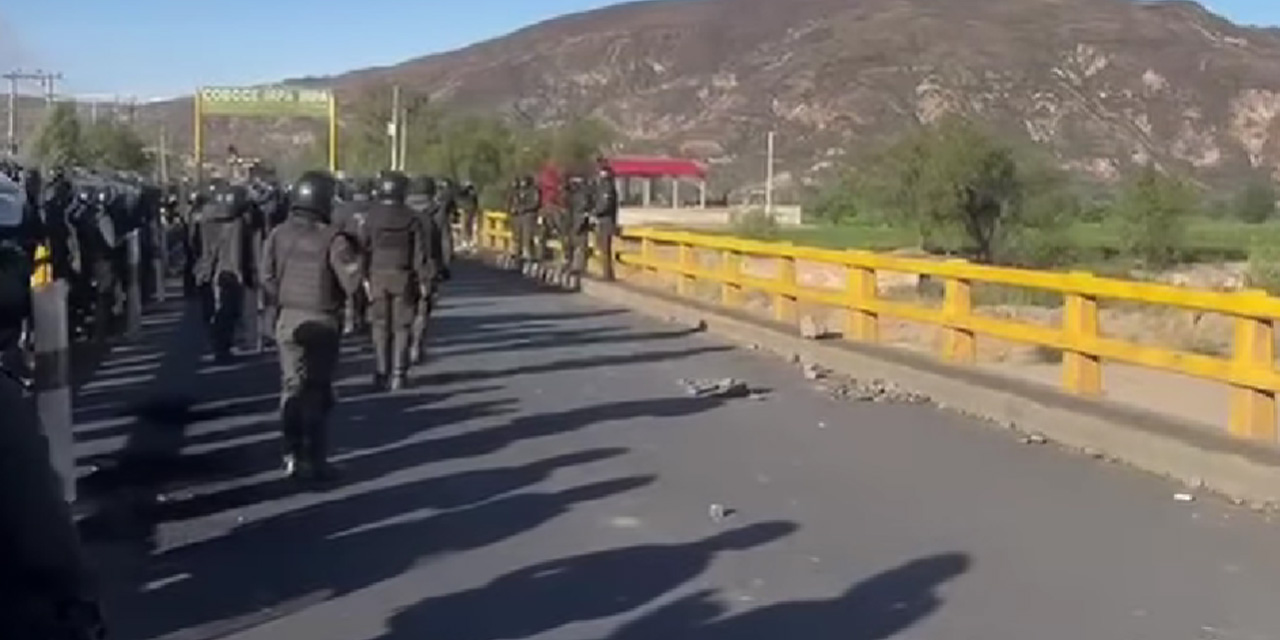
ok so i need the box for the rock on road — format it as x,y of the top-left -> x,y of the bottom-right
85,262 -> 1280,640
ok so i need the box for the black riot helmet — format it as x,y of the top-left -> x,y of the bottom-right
597,164 -> 615,180
413,175 -> 437,198
217,183 -> 250,213
376,171 -> 410,204
519,175 -> 534,188
290,170 -> 337,221
436,176 -> 456,195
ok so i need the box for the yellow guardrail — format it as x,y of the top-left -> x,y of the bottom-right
477,211 -> 1280,443
31,244 -> 52,287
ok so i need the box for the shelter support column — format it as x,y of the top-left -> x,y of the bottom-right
671,178 -> 679,209
699,180 -> 707,208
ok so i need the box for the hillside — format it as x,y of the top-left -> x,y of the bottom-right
24,0 -> 1280,192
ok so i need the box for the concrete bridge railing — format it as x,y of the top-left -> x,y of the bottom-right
476,211 -> 1279,446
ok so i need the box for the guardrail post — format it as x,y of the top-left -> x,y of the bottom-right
1063,272 -> 1102,396
941,260 -> 975,364
720,249 -> 742,307
33,280 -> 75,503
677,243 -> 696,297
126,230 -> 143,339
776,250 -> 798,324
844,254 -> 878,342
499,215 -> 512,254
1229,289 -> 1277,441
641,237 -> 656,276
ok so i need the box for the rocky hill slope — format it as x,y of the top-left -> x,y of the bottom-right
18,0 -> 1280,191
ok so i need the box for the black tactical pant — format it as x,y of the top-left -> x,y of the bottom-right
90,259 -> 117,345
593,216 -> 617,281
209,272 -> 243,360
512,212 -> 538,262
409,281 -> 439,365
275,309 -> 341,466
462,209 -> 479,248
369,286 -> 416,381
343,286 -> 369,335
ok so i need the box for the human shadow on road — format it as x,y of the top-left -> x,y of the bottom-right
378,521 -> 800,640
606,552 -> 971,640
132,394 -> 518,527
369,395 -> 729,470
420,344 -> 732,387
437,325 -> 705,360
109,472 -> 655,640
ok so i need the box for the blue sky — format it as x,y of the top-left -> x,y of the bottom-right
2,0 -> 1277,99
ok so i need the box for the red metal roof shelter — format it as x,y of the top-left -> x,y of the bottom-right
606,156 -> 707,180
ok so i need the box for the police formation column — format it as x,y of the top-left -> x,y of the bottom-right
2,162 -> 170,506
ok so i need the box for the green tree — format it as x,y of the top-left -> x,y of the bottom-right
28,102 -> 84,167
1235,177 -> 1277,224
84,121 -> 152,172
1111,164 -> 1197,268
865,116 -> 1050,264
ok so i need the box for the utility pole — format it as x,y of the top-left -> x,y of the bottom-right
158,127 -> 170,184
764,130 -> 775,215
3,69 -> 62,156
389,85 -> 401,171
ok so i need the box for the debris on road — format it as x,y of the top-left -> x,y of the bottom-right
818,377 -> 932,404
679,377 -> 753,399
708,503 -> 736,522
1020,433 -> 1049,445
799,315 -> 829,340
1174,493 -> 1196,502
801,362 -> 828,380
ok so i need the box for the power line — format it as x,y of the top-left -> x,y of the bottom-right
3,69 -> 63,156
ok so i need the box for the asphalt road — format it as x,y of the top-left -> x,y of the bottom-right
76,262 -> 1280,640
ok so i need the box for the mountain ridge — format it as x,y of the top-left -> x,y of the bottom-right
11,0 -> 1280,194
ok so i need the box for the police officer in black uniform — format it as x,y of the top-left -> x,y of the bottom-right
195,183 -> 254,363
260,170 -> 362,482
0,244 -> 107,640
361,171 -> 430,391
564,174 -> 593,278
408,176 -> 445,365
434,177 -> 458,267
333,177 -> 373,335
591,164 -> 620,281
457,181 -> 480,251
512,175 -> 541,270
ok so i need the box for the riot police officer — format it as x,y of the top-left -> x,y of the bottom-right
564,174 -> 593,278
407,176 -> 448,366
512,175 -> 541,269
457,181 -> 480,251
360,171 -> 430,391
591,164 -> 620,281
195,183 -> 254,363
41,169 -> 76,281
333,177 -> 373,335
433,176 -> 457,268
0,243 -> 106,640
260,170 -> 362,482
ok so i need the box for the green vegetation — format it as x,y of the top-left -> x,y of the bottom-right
328,85 -> 614,206
28,102 -> 152,173
763,115 -> 1280,272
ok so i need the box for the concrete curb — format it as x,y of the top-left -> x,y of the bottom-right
567,274 -> 1280,507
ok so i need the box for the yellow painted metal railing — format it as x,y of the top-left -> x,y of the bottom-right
477,212 -> 1280,443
